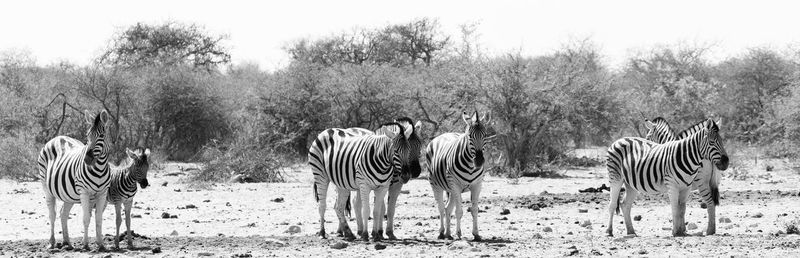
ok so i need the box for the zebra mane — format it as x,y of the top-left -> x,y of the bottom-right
676,119 -> 711,139
649,117 -> 669,124
376,122 -> 405,139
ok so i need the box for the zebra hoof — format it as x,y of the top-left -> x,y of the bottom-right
97,244 -> 107,252
82,244 -> 91,251
386,231 -> 397,240
61,243 -> 74,251
343,230 -> 356,241
317,230 -> 327,239
359,232 -> 370,241
372,231 -> 384,242
472,234 -> 482,242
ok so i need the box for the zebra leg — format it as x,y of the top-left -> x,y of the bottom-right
469,183 -> 482,241
668,187 -> 689,237
606,180 -> 623,236
443,191 -> 456,240
354,190 -> 364,238
315,181 -> 330,239
433,188 -> 447,239
358,185 -> 372,241
80,193 -> 92,251
46,194 -> 57,249
59,202 -> 74,250
385,182 -> 403,240
94,192 -> 108,251
124,200 -> 134,248
372,186 -> 389,242
334,188 -> 355,240
621,184 -> 638,235
706,203 -> 716,235
453,189 -> 464,240
113,203 -> 122,250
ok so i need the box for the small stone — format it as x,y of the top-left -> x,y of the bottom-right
132,214 -> 142,218
330,242 -> 348,249
272,197 -> 284,203
285,225 -> 301,234
197,252 -> 214,256
687,223 -> 698,230
751,212 -> 764,218
500,208 -> 511,215
170,215 -> 178,219
264,238 -> 287,247
185,204 -> 197,209
567,231 -> 573,235
375,243 -> 387,250
578,209 -> 588,213
152,247 -> 162,253
498,217 -> 508,221
469,247 -> 481,252
532,233 -> 543,239
719,217 -> 732,223
203,200 -> 211,202
580,220 -> 592,228
170,230 -> 179,236
543,227 -> 553,232
400,190 -> 410,194
161,212 -> 171,219
161,182 -> 168,187
633,215 -> 642,221
638,249 -> 648,255
226,202 -> 232,207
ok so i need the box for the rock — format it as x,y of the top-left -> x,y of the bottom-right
500,208 -> 511,215
415,222 -> 423,226
567,231 -> 573,235
264,238 -> 287,247
132,214 -> 142,218
633,215 -> 642,221
580,220 -> 592,228
375,243 -> 387,250
185,204 -> 197,209
170,215 -> 178,219
152,247 -> 162,254
226,202 -> 232,207
198,252 -> 214,256
272,197 -> 284,203
161,212 -> 171,219
498,217 -> 508,221
449,241 -> 470,250
170,230 -> 179,236
161,181 -> 168,187
469,247 -> 481,252
400,190 -> 410,194
751,212 -> 764,218
285,225 -> 301,234
330,242 -> 348,250
532,233 -> 543,239
543,227 -> 553,232
203,200 -> 211,203
565,245 -> 579,256
687,223 -> 698,230
577,209 -> 588,213
719,217 -> 732,223
638,249 -> 648,255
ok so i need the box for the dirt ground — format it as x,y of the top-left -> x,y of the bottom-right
2,152 -> 800,257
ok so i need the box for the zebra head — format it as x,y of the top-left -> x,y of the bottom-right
126,147 -> 151,189
703,119 -> 729,170
462,111 -> 491,167
379,118 -> 423,183
83,110 -> 112,166
644,117 -> 677,143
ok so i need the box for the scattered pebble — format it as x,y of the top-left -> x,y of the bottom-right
498,217 -> 508,221
415,222 -> 423,226
543,227 -> 553,232
185,204 -> 197,209
170,230 -> 179,236
633,215 -> 642,221
580,220 -> 592,228
161,182 -> 168,187
226,202 -> 232,207
469,247 -> 481,252
152,247 -> 162,254
638,249 -> 648,255
132,214 -> 142,218
285,225 -> 302,234
264,238 -> 287,247
161,212 -> 171,219
400,190 -> 410,194
330,242 -> 348,250
375,243 -> 387,250
751,212 -> 764,218
203,200 -> 211,203
687,223 -> 698,230
500,208 -> 511,215
719,217 -> 732,223
198,252 -> 214,256
577,209 -> 588,213
532,233 -> 543,239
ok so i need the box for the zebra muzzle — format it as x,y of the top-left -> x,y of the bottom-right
715,155 -> 729,170
139,178 -> 150,189
475,150 -> 485,167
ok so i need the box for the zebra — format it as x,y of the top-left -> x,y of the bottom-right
308,119 -> 422,241
107,147 -> 151,250
427,111 -> 491,241
644,117 -> 721,235
38,110 -> 113,251
606,119 -> 729,237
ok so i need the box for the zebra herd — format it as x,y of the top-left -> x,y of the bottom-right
35,109 -> 728,251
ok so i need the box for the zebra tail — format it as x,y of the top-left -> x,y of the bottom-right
615,190 -> 622,215
345,194 -> 352,217
313,183 -> 319,203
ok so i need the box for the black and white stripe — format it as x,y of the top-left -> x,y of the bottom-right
308,119 -> 422,241
606,119 -> 729,237
427,111 -> 490,241
107,147 -> 151,249
38,110 -> 113,251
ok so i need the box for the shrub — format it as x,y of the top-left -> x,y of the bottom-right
0,132 -> 39,181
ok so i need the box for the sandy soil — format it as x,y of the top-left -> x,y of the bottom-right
1,154 -> 799,257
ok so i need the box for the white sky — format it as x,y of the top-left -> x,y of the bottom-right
1,0 -> 799,71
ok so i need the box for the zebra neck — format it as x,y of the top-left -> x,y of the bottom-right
456,134 -> 476,167
86,148 -> 110,175
674,131 -> 706,170
113,164 -> 138,189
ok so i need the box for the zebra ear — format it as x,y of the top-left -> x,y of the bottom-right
481,111 -> 492,124
462,112 -> 471,124
414,121 -> 423,135
716,119 -> 722,127
402,122 -> 413,139
144,148 -> 151,157
645,120 -> 656,130
383,125 -> 399,139
84,110 -> 94,125
125,148 -> 136,159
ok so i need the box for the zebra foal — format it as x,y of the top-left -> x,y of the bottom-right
606,119 -> 729,237
107,147 -> 151,249
38,110 -> 113,251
